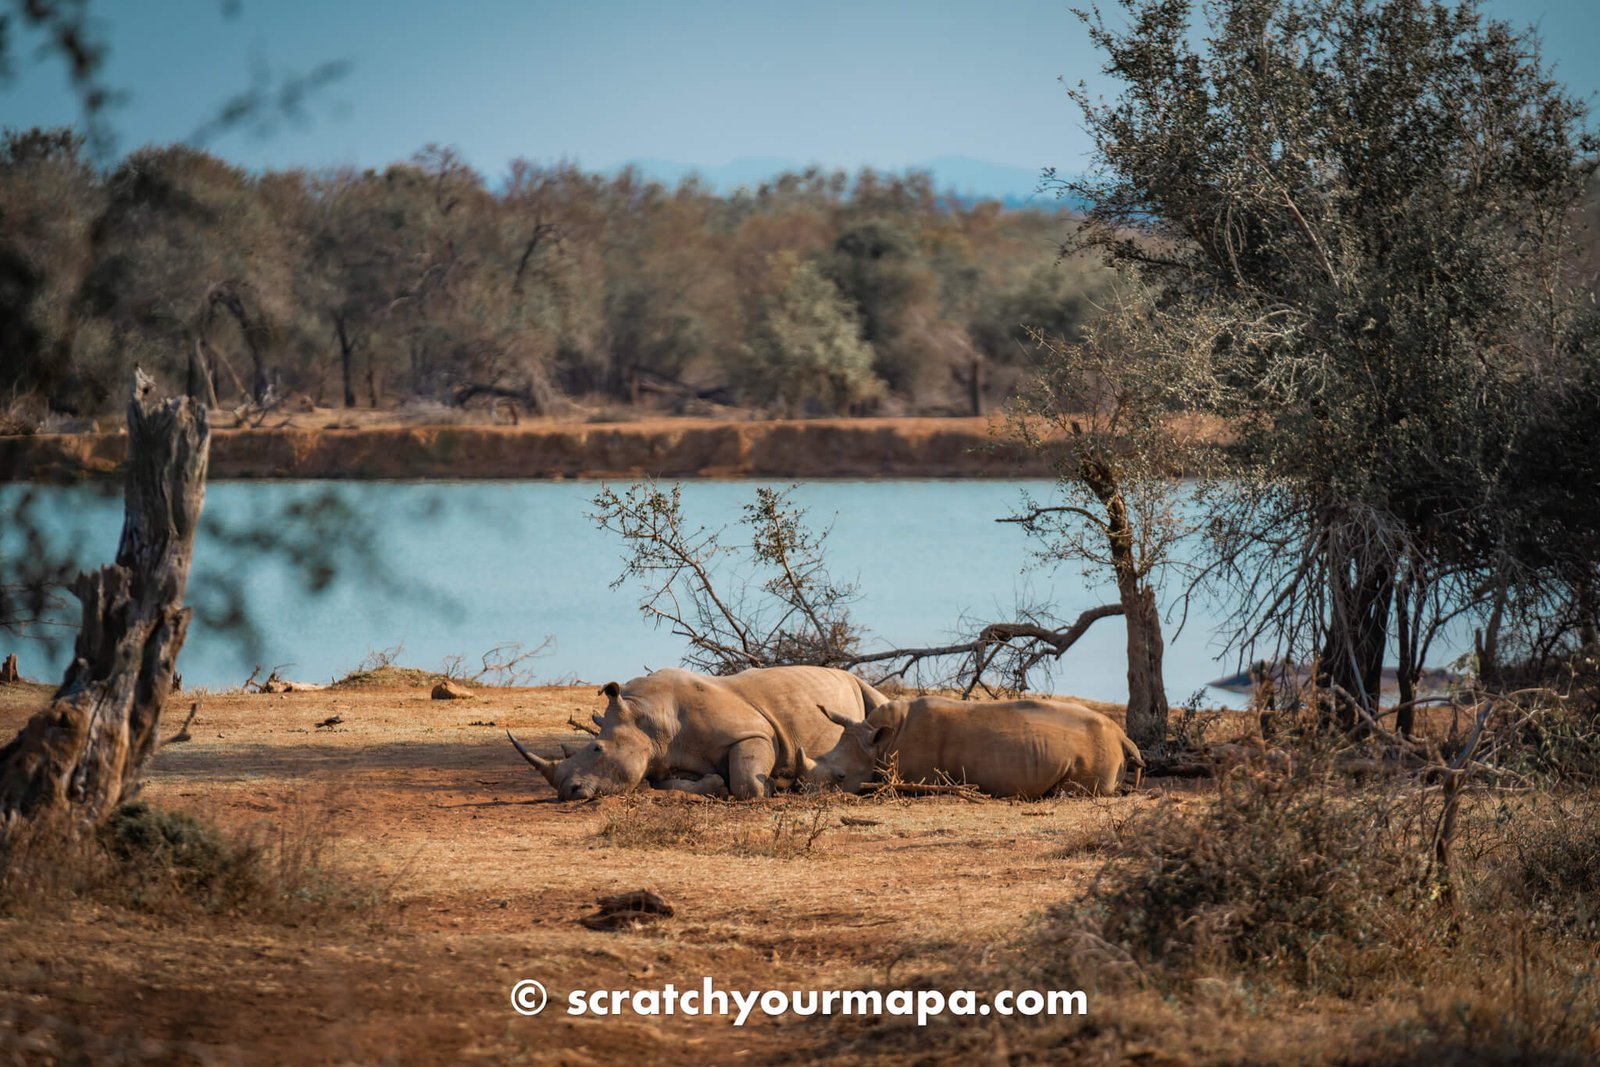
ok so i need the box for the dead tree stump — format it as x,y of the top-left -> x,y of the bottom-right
0,371 -> 209,840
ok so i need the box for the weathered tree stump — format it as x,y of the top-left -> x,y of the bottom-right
0,371 -> 209,841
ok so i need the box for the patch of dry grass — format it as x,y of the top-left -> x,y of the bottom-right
0,786 -> 397,927
802,743 -> 1600,1066
596,791 -> 838,859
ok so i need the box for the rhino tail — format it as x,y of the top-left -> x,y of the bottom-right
1121,734 -> 1145,790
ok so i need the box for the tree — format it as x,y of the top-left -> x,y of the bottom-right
738,252 -> 884,415
591,482 -> 864,672
1005,289 -> 1211,748
0,127 -> 105,411
1061,0 -> 1597,728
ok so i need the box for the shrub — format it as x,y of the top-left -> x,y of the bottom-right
0,795 -> 391,924
1047,765 -> 1443,994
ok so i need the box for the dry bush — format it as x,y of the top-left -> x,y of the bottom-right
1047,800 -> 1137,859
0,792 -> 394,926
1488,698 -> 1600,787
1043,762 -> 1445,995
1357,935 -> 1600,1066
1493,793 -> 1600,939
595,791 -> 835,859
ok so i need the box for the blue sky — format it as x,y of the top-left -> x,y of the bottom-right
3,0 -> 1597,193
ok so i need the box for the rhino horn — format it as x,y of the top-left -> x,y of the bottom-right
796,745 -> 817,777
817,703 -> 857,728
506,729 -> 560,786
559,741 -> 582,758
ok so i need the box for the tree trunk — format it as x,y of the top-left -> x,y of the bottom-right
188,337 -> 219,409
1394,574 -> 1417,737
1080,448 -> 1169,749
1121,582 -> 1169,749
1320,542 -> 1393,732
1476,576 -> 1508,690
0,371 -> 209,841
335,315 -> 357,409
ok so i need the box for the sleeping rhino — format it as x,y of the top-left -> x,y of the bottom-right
799,695 -> 1144,798
508,665 -> 888,800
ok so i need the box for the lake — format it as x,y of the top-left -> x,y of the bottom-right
1,478 -> 1383,706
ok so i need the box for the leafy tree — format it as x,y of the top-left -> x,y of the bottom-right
1062,0 -> 1597,728
0,128 -> 104,411
738,252 -> 883,415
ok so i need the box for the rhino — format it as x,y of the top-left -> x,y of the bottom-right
507,665 -> 888,800
798,695 -> 1144,799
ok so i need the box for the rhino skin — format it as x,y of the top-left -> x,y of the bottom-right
800,695 -> 1144,799
507,665 -> 888,801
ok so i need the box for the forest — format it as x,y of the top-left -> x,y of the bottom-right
0,131 -> 1109,424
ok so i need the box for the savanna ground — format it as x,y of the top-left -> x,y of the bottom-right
1,670 -> 1597,1065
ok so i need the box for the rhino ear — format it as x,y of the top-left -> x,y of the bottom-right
868,724 -> 894,750
599,681 -> 622,699
592,711 -> 606,729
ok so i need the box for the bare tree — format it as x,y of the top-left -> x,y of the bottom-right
594,480 -> 1129,696
591,482 -> 863,672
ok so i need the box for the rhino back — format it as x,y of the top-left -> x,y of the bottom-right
889,697 -> 1126,798
720,666 -> 877,756
617,666 -> 878,782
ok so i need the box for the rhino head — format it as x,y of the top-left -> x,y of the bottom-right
797,704 -> 895,794
506,682 -> 652,800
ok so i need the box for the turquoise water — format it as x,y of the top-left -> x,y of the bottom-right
3,479 -> 1294,704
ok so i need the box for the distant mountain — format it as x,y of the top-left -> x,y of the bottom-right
610,154 -> 1081,211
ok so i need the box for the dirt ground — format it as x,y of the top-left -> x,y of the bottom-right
0,678 -> 1196,1065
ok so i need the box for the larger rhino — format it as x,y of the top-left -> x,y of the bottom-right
508,666 -> 888,800
799,695 -> 1143,799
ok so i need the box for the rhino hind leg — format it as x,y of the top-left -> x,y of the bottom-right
725,737 -> 779,800
655,774 -> 729,798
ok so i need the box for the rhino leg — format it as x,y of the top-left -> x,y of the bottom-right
655,774 -> 728,798
726,737 -> 779,800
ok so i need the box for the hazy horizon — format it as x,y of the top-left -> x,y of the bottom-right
3,0 -> 1596,198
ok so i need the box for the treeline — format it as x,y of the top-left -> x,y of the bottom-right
0,128 -> 1109,421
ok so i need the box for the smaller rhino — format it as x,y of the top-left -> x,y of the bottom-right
800,695 -> 1143,799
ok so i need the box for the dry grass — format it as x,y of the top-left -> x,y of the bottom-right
596,790 -> 837,859
1,679 -> 1596,1064
804,746 -> 1600,1066
0,786 -> 396,927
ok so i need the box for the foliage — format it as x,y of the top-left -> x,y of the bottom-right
1055,766 -> 1440,993
737,252 -> 884,415
0,139 -> 1104,418
1059,0 -> 1600,721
